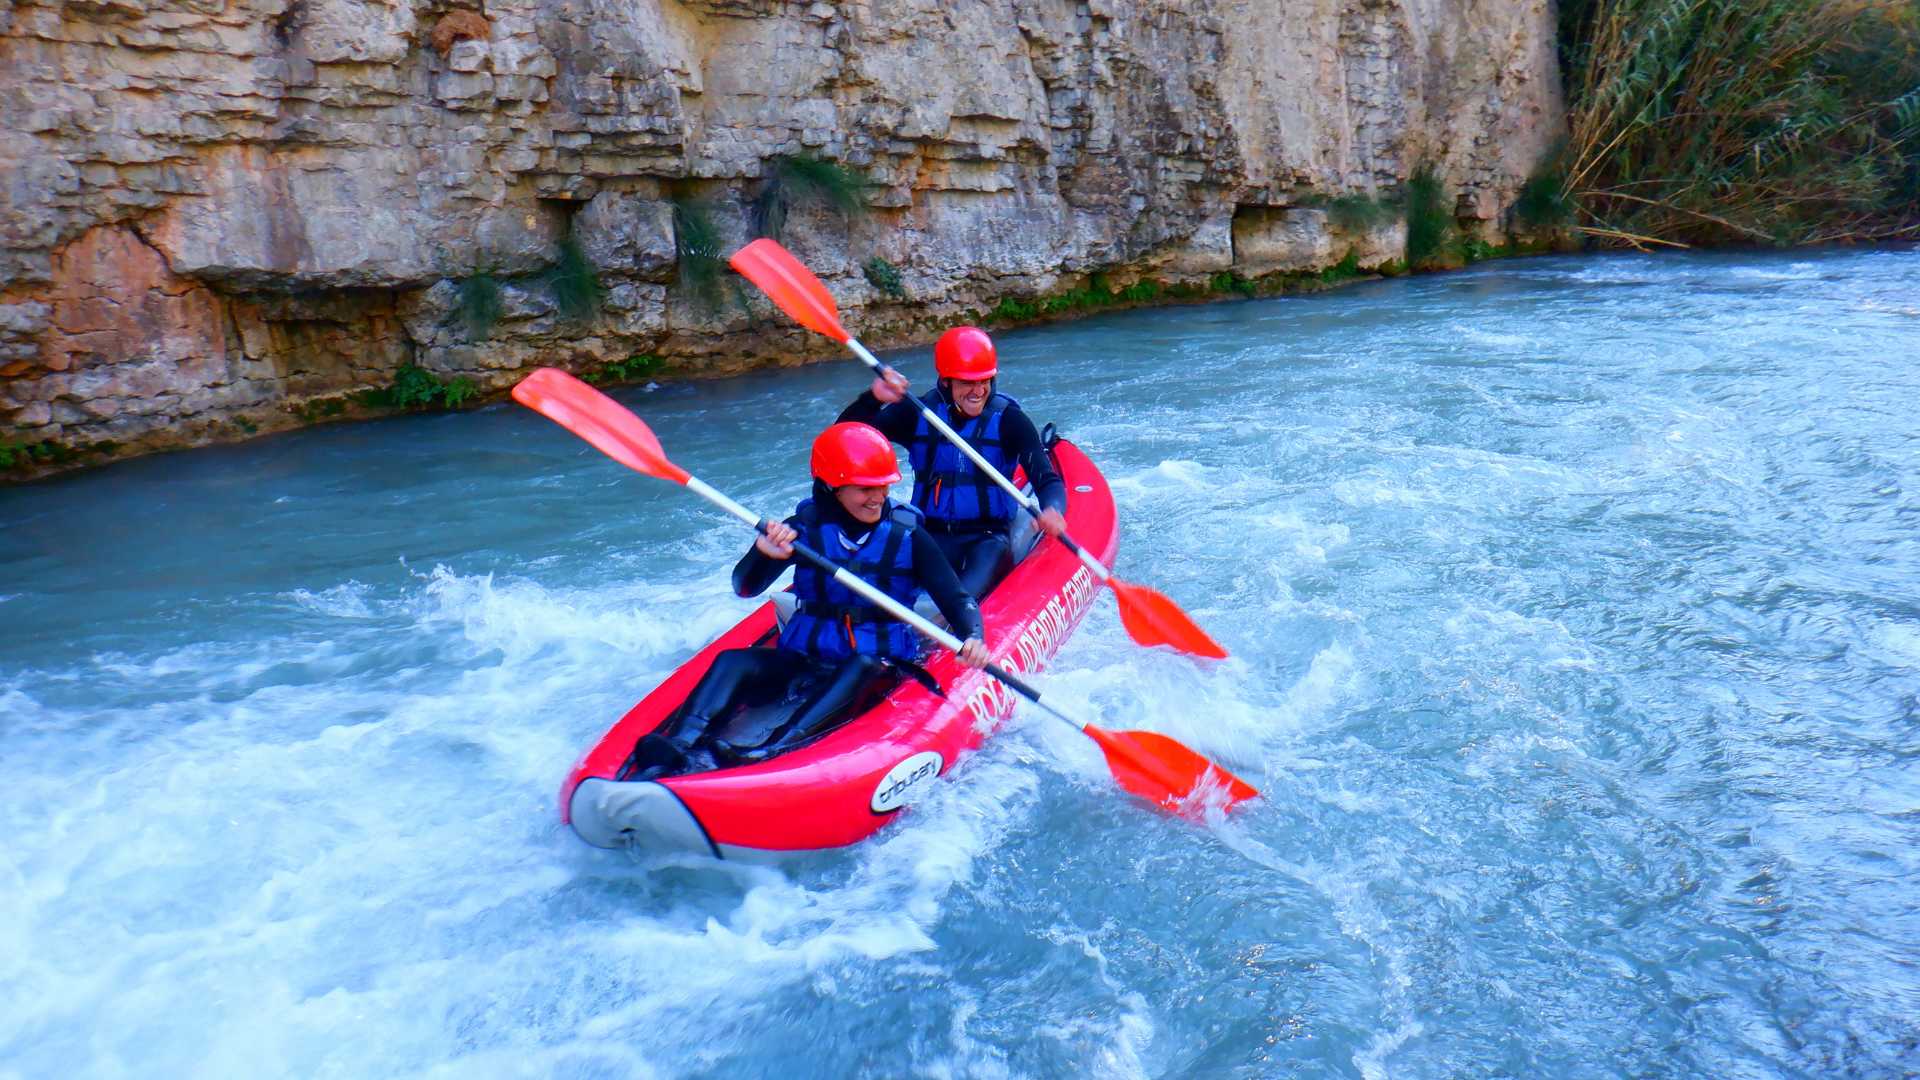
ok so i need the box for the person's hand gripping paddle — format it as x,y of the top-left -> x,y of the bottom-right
512,367 -> 1257,816
727,238 -> 1230,661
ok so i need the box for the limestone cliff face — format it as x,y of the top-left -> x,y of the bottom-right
0,0 -> 1561,466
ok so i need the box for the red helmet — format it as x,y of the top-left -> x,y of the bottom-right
811,422 -> 901,487
934,326 -> 998,381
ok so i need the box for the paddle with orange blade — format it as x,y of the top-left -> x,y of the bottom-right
730,238 -> 1228,660
512,367 -> 1257,816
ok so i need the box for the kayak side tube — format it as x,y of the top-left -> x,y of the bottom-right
568,777 -> 717,856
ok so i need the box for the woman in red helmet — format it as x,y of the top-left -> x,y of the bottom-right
622,422 -> 990,779
837,326 -> 1068,597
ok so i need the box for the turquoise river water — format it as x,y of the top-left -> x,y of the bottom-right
2,249 -> 1917,1078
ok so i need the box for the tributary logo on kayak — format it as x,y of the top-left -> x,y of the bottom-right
871,751 -> 944,813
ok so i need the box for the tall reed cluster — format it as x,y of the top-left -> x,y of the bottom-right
1556,0 -> 1920,247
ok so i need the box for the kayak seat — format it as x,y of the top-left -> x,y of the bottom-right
674,660 -> 902,770
1007,499 -> 1041,564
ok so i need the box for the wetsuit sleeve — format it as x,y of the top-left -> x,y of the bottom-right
1004,408 -> 1066,515
836,390 -> 921,443
731,515 -> 803,597
911,528 -> 985,642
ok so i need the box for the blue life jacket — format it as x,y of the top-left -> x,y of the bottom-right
778,498 -> 925,660
908,390 -> 1021,531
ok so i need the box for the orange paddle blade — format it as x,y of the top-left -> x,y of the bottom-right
1108,578 -> 1229,659
729,239 -> 852,343
512,368 -> 689,484
1084,726 -> 1258,816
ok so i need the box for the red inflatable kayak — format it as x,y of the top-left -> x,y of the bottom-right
562,438 -> 1117,859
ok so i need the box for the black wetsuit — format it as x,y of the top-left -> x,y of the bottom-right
838,385 -> 1067,597
622,483 -> 984,779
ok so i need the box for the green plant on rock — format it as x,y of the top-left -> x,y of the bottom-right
673,197 -> 746,317
363,365 -> 479,411
1119,279 -> 1164,303
583,354 -> 664,385
989,296 -> 1039,323
440,376 -> 479,409
1515,143 -> 1576,232
457,273 -> 504,341
1456,237 -> 1491,262
389,364 -> 446,409
292,396 -> 350,421
1317,250 -> 1363,283
1040,276 -> 1122,315
1404,164 -> 1458,268
2,439 -> 107,471
1322,191 -> 1401,233
1208,271 -> 1258,297
753,156 -> 872,241
863,256 -> 906,299
541,238 -> 604,325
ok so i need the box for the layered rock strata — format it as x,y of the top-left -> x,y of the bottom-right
0,0 -> 1562,469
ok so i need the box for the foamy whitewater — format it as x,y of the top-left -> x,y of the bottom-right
3,249 -> 1916,1077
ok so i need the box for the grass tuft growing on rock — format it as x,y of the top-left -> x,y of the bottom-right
0,440 -> 63,470
1321,191 -> 1402,232
293,397 -> 348,421
1515,143 -> 1576,231
582,354 -> 663,386
542,238 -> 604,325
988,296 -> 1040,322
1404,165 -> 1458,268
356,364 -> 479,411
1318,250 -> 1364,282
456,273 -> 504,341
975,256 -> 1383,329
753,156 -> 872,241
1461,237 -> 1512,262
1208,271 -> 1259,297
672,197 -> 746,317
1040,274 -> 1122,314
2,439 -> 117,473
863,256 -> 905,298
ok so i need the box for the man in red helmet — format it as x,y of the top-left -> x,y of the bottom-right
837,325 -> 1068,597
622,422 -> 990,778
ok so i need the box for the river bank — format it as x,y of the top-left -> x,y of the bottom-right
2,232 -> 1569,483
